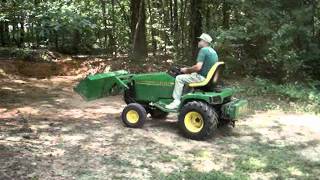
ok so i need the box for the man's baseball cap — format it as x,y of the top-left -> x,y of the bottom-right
198,33 -> 213,43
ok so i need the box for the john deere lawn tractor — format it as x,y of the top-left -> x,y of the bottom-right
74,62 -> 248,140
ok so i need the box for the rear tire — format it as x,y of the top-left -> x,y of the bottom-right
121,103 -> 147,128
178,101 -> 218,140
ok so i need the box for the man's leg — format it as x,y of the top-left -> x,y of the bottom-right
172,74 -> 194,100
166,73 -> 205,109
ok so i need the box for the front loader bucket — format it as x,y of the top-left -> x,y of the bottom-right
74,70 -> 132,101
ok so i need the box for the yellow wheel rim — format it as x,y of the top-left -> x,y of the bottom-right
126,110 -> 139,124
184,111 -> 204,133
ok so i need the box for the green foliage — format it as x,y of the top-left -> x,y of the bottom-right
234,77 -> 320,113
251,78 -> 320,103
0,0 -> 319,81
0,47 -> 58,62
214,0 -> 320,81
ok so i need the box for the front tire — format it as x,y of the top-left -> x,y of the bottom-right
121,103 -> 147,128
178,101 -> 218,140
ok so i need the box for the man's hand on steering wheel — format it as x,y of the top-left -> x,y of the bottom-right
180,68 -> 188,74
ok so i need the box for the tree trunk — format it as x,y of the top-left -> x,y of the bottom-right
169,0 -> 174,36
111,0 -> 117,57
13,23 -> 20,47
180,0 -> 188,59
73,30 -> 80,54
1,0 -> 7,46
311,0 -> 316,38
33,0 -> 39,47
55,30 -> 59,50
0,22 -> 4,46
130,0 -> 147,59
173,0 -> 179,57
147,0 -> 157,56
20,17 -> 25,47
100,0 -> 108,49
190,0 -> 202,59
222,0 -> 231,29
205,3 -> 210,31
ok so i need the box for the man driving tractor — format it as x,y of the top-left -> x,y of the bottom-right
75,32 -> 248,140
166,33 -> 219,110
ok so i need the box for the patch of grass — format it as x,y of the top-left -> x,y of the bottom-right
76,169 -> 96,180
55,142 -> 64,149
188,149 -> 211,159
102,156 -> 133,168
154,170 -> 247,180
159,154 -> 179,162
232,142 -> 320,179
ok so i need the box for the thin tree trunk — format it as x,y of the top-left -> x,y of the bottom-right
180,0 -> 187,59
311,0 -> 316,38
205,3 -> 210,31
190,0 -> 202,59
131,0 -> 147,59
111,0 -> 117,57
169,0 -> 174,36
0,22 -> 4,46
33,0 -> 39,47
115,0 -> 130,27
73,30 -> 80,54
20,17 -> 24,47
13,22 -> 20,47
160,0 -> 169,53
55,30 -> 59,50
35,23 -> 40,47
1,0 -> 7,46
222,0 -> 231,29
147,0 -> 157,56
100,0 -> 108,49
173,0 -> 179,57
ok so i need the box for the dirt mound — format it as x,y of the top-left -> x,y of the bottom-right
0,48 -> 63,62
0,55 -> 174,79
0,60 -> 106,79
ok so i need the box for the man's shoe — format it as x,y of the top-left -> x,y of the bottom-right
165,100 -> 180,110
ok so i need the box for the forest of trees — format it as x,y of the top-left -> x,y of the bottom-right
0,0 -> 319,81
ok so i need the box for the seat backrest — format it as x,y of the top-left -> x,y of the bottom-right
189,62 -> 225,88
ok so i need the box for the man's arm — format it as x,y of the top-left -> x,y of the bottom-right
181,62 -> 203,74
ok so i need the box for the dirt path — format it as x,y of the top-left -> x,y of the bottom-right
1,75 -> 320,180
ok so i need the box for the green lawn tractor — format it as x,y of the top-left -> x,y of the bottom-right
74,62 -> 248,140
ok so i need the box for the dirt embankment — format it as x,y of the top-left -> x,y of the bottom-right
0,50 -> 174,79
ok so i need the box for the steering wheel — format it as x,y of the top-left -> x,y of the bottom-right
168,66 -> 183,77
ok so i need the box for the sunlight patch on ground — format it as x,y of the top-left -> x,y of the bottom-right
43,148 -> 65,157
17,106 -> 40,115
62,134 -> 87,145
280,114 -> 320,133
287,166 -> 304,176
12,80 -> 28,84
299,144 -> 320,162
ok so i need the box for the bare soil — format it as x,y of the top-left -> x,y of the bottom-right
0,60 -> 319,179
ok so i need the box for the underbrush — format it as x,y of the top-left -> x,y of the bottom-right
232,77 -> 320,114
